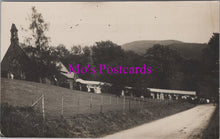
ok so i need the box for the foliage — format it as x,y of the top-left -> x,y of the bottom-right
71,45 -> 83,55
203,33 -> 219,75
91,41 -> 125,65
21,9 -> 219,98
23,6 -> 59,81
91,41 -> 129,88
200,33 -> 219,98
142,44 -> 183,88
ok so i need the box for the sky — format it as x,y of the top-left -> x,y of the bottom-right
1,1 -> 219,60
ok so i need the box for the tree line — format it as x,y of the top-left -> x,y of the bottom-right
21,7 -> 219,99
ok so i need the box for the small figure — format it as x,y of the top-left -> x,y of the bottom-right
10,73 -> 14,80
54,75 -> 58,85
121,89 -> 125,96
206,99 -> 210,103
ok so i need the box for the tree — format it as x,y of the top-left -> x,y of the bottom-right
50,44 -> 70,60
25,7 -> 50,52
91,41 -> 125,66
208,33 -> 219,61
71,45 -> 83,55
199,33 -> 219,99
203,33 -> 219,76
143,44 -> 183,89
24,6 -> 59,82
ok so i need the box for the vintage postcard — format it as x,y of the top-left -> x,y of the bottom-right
1,1 -> 219,138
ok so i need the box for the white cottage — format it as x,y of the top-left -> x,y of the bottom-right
76,78 -> 110,94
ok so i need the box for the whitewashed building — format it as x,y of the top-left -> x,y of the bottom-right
148,88 -> 196,100
76,78 -> 111,94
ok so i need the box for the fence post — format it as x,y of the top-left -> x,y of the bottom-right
42,94 -> 45,121
100,95 -> 103,113
109,96 -> 112,104
129,97 -> 131,111
42,94 -> 45,136
90,94 -> 93,110
61,95 -> 64,117
77,95 -> 80,113
123,96 -> 125,111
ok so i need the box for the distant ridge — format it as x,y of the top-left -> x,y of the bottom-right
122,40 -> 208,59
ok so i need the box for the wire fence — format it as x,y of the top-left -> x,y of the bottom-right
1,78 -> 179,120
31,93 -> 179,120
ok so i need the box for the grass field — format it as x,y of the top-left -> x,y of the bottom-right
1,78 -> 196,137
1,102 -> 195,137
1,78 -> 177,119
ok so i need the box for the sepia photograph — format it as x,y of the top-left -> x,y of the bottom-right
0,1 -> 219,138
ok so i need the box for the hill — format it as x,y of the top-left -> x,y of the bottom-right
1,78 -> 195,138
1,78 -> 123,118
122,40 -> 208,59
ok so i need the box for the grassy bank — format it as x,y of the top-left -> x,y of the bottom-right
201,105 -> 219,139
1,78 -> 180,117
1,102 -> 194,137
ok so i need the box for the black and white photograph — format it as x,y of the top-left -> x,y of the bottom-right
0,1 -> 219,138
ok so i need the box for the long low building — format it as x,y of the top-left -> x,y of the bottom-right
148,88 -> 196,100
148,88 -> 196,95
122,86 -> 196,100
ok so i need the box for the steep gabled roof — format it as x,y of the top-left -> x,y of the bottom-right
56,62 -> 77,79
1,42 -> 33,72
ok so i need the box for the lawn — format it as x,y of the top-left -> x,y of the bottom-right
1,78 -> 178,119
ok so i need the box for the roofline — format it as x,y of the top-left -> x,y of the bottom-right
148,88 -> 196,95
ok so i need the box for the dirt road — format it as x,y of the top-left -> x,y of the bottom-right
104,104 -> 216,139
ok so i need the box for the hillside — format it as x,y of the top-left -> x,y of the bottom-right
1,79 -> 196,138
1,78 -> 195,138
122,40 -> 208,59
1,78 -> 122,118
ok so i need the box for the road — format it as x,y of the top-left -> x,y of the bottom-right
104,104 -> 216,139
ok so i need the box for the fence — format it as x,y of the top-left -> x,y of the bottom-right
31,93 -> 178,120
1,78 -> 180,120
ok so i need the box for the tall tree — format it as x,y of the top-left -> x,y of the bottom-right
199,33 -> 219,99
143,44 -> 183,89
24,6 -> 59,82
203,33 -> 219,76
